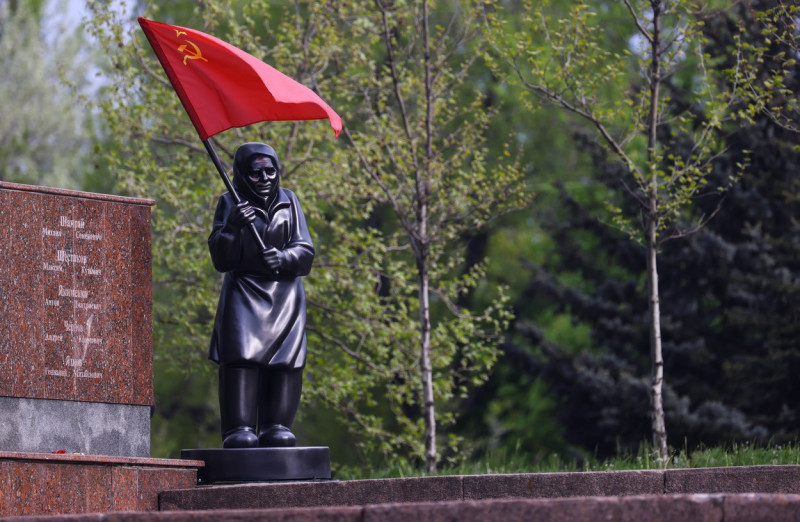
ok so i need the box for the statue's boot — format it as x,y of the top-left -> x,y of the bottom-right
219,364 -> 259,448
258,367 -> 303,447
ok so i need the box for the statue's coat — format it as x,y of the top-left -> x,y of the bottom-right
208,143 -> 314,368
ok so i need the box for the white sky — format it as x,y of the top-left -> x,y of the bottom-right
40,0 -> 137,95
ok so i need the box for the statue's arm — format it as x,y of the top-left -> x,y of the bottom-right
281,191 -> 315,276
208,194 -> 244,272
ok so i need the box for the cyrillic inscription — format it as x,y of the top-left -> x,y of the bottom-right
57,250 -> 87,265
74,302 -> 100,311
75,370 -> 102,379
58,285 -> 88,299
65,357 -> 83,367
59,216 -> 85,229
64,321 -> 84,333
42,227 -> 62,237
76,231 -> 102,241
39,212 -> 109,385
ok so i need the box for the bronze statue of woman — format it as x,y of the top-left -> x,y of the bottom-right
208,142 -> 314,448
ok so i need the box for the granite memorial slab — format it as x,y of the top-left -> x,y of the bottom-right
0,181 -> 155,457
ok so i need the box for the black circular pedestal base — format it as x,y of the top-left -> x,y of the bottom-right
182,446 -> 331,484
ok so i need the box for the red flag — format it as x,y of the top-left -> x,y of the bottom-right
137,17 -> 342,139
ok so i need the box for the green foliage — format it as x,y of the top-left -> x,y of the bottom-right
87,0 -> 524,469
0,1 -> 93,187
735,3 -> 799,133
480,0 -> 780,462
484,370 -> 566,452
335,440 -> 800,479
483,0 -> 755,243
317,0 -> 529,470
466,0 -> 800,467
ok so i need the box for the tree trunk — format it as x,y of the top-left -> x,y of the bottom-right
646,219 -> 668,464
420,0 -> 436,474
418,248 -> 436,473
646,0 -> 668,464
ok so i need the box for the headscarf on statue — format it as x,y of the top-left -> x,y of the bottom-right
232,142 -> 281,211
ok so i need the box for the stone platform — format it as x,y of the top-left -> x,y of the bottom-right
4,466 -> 800,520
0,451 -> 201,517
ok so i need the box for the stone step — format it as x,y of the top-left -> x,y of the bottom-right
4,494 -> 800,521
160,465 -> 800,511
5,466 -> 800,520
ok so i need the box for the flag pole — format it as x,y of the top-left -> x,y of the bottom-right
202,138 -> 268,252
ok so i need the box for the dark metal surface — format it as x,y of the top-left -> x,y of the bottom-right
207,143 -> 315,449
182,447 -> 331,483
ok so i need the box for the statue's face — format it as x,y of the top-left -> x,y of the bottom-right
246,155 -> 279,198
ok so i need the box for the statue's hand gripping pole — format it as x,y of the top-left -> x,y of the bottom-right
203,139 -> 266,251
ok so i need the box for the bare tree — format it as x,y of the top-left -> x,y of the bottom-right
342,0 -> 525,472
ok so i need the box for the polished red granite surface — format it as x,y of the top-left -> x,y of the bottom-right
0,451 -> 201,516
0,182 -> 156,405
0,450 -> 201,466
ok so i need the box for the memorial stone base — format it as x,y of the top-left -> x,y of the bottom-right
0,181 -> 156,459
0,397 -> 150,457
182,447 -> 331,483
0,451 -> 202,517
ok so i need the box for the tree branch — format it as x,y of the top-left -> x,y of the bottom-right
513,59 -> 648,209
660,195 -> 726,243
343,127 -> 421,246
132,37 -> 171,88
149,136 -> 206,154
306,326 -> 385,372
376,0 -> 416,145
623,0 -> 654,44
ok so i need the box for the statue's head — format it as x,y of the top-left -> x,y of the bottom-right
233,142 -> 280,201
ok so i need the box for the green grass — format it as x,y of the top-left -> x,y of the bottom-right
333,442 -> 800,480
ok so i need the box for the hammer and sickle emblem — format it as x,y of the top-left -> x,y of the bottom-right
177,40 -> 208,65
